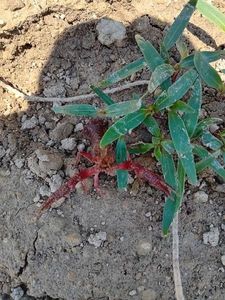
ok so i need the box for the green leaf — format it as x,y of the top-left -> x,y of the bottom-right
159,148 -> 177,189
171,100 -> 195,113
162,160 -> 185,235
223,152 -> 225,164
116,138 -> 128,190
180,50 -> 225,69
100,110 -> 146,148
169,111 -> 197,185
161,140 -> 175,154
90,85 -> 114,105
53,104 -> 97,117
129,142 -> 154,154
192,117 -> 222,139
182,78 -> 202,137
202,131 -> 223,150
102,99 -> 142,118
144,116 -> 161,137
162,0 -> 197,51
176,37 -> 189,59
194,51 -> 224,91
98,58 -> 146,88
196,0 -> 225,32
135,35 -> 164,71
193,145 -> 225,180
148,64 -> 175,93
196,155 -> 215,173
155,69 -> 198,111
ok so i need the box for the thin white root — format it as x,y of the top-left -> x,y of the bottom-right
0,78 -> 149,103
172,213 -> 185,300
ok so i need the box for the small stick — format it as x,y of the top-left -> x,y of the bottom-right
172,213 -> 185,300
0,78 -> 149,103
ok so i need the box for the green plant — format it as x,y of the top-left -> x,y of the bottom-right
52,0 -> 225,234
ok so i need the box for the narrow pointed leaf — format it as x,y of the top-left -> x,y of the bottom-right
176,38 -> 189,59
91,85 -> 114,105
116,138 -> 128,190
196,155 -> 215,173
159,148 -> 177,189
169,111 -> 197,185
202,131 -> 223,150
100,110 -> 146,148
155,69 -> 198,111
223,152 -> 225,164
196,0 -> 225,32
135,35 -> 164,71
192,117 -> 222,139
171,100 -> 195,113
193,145 -> 225,180
98,58 -> 146,88
102,99 -> 142,118
194,51 -> 224,90
162,0 -> 197,51
129,142 -> 154,154
180,50 -> 225,68
144,115 -> 161,137
182,78 -> 202,137
148,64 -> 175,93
53,104 -> 97,117
161,140 -> 175,154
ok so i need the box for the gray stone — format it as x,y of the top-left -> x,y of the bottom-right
14,158 -> 25,169
39,185 -> 51,197
0,146 -> 6,159
221,255 -> 225,266
88,231 -> 107,248
96,18 -> 126,46
136,240 -> 152,256
50,122 -> 74,142
77,143 -> 85,152
203,227 -> 220,247
214,184 -> 225,193
35,149 -> 64,173
10,286 -> 24,300
61,138 -> 77,151
142,289 -> 157,300
64,231 -> 82,247
74,122 -> 84,132
21,116 -> 38,130
48,174 -> 63,193
129,290 -> 137,296
193,191 -> 208,203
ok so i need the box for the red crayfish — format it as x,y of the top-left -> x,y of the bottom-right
38,119 -> 171,215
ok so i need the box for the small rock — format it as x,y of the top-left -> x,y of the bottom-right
33,194 -> 40,203
6,0 -> 25,11
129,290 -> 137,296
96,18 -> 126,46
142,289 -> 157,300
10,286 -> 24,300
209,124 -> 219,133
221,255 -> 225,266
64,231 -> 81,247
48,174 -> 63,193
203,227 -> 219,247
77,143 -> 85,152
193,191 -> 208,203
74,122 -> 84,132
76,178 -> 93,194
214,184 -> 225,193
136,240 -> 152,256
88,231 -> 107,248
14,158 -> 25,169
64,158 -> 77,177
39,185 -> 51,197
21,116 -> 38,130
50,122 -> 74,142
35,149 -> 64,174
0,19 -> 6,28
0,168 -> 11,177
0,146 -> 6,158
61,138 -> 77,151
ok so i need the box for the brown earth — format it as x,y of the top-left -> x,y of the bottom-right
0,1 -> 225,299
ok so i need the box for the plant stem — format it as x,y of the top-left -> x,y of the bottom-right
172,212 -> 185,300
0,78 -> 149,103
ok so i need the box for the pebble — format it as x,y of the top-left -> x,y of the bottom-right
48,174 -> 63,193
88,231 -> 107,248
136,240 -> 152,256
35,149 -> 64,174
193,191 -> 208,203
142,289 -> 157,300
14,158 -> 25,169
221,255 -> 225,266
96,18 -> 126,46
10,286 -> 24,300
39,185 -> 51,197
0,19 -> 6,28
50,122 -> 74,142
203,227 -> 219,247
129,290 -> 137,296
61,138 -> 77,151
214,184 -> 225,193
209,124 -> 219,133
77,143 -> 85,152
0,146 -> 6,158
21,116 -> 38,130
74,123 -> 84,132
64,231 -> 82,247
